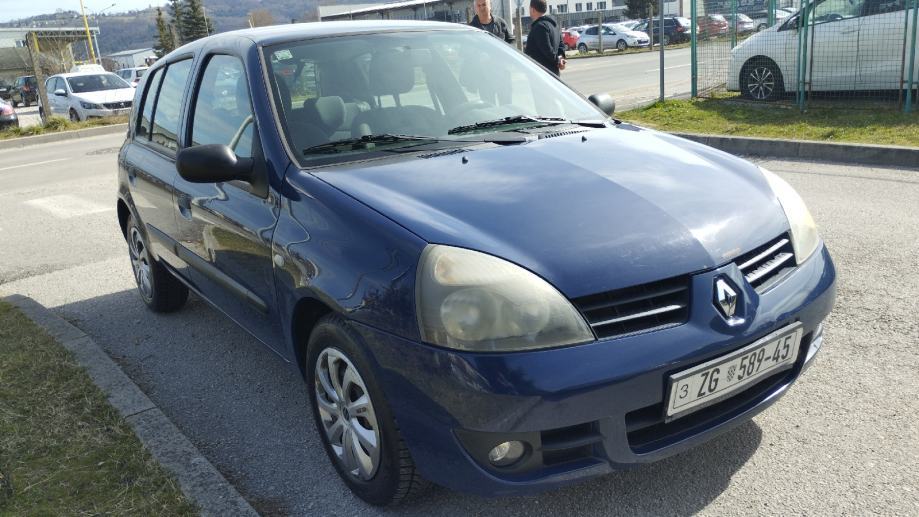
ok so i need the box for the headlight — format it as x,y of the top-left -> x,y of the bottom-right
80,101 -> 102,109
760,167 -> 819,263
416,245 -> 594,352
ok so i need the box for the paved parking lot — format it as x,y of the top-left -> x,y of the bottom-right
1,133 -> 917,515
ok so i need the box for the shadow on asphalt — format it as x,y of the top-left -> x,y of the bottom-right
56,288 -> 762,516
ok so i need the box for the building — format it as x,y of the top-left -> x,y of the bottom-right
105,48 -> 157,70
320,0 -> 514,27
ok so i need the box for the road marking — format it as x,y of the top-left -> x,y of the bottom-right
0,158 -> 67,172
24,194 -> 112,219
647,63 -> 694,72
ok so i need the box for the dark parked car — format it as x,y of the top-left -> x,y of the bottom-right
634,16 -> 692,45
10,75 -> 38,107
118,21 -> 835,506
0,98 -> 18,130
0,80 -> 11,101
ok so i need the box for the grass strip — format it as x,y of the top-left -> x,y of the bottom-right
0,116 -> 128,141
0,300 -> 196,515
619,99 -> 919,147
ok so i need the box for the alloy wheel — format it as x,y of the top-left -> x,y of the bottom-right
315,347 -> 381,481
747,66 -> 775,100
128,227 -> 153,301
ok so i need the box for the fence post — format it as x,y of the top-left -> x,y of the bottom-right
690,0 -> 697,97
768,0 -> 775,26
731,0 -> 737,48
659,0 -> 665,101
905,0 -> 918,113
796,3 -> 811,110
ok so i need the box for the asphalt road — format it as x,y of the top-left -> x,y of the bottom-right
563,47 -> 692,110
1,133 -> 917,516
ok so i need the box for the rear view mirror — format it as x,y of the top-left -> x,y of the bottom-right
588,93 -> 616,116
176,144 -> 254,184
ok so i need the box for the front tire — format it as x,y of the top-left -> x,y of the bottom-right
69,108 -> 80,122
306,314 -> 428,506
741,58 -> 784,101
578,43 -> 588,54
616,39 -> 628,51
126,215 -> 188,312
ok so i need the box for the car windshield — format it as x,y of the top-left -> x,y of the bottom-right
609,24 -> 631,32
67,73 -> 131,93
265,30 -> 603,165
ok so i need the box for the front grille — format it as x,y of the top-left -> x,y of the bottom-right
573,276 -> 691,339
734,234 -> 796,292
103,101 -> 132,109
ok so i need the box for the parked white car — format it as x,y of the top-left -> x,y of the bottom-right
748,8 -> 792,32
44,72 -> 135,121
116,67 -> 149,87
728,0 -> 919,100
577,23 -> 650,52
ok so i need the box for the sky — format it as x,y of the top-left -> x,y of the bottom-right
1,1 -> 167,23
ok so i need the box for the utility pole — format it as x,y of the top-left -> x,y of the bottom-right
27,32 -> 50,125
79,0 -> 97,64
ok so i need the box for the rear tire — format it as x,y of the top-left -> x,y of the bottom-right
306,314 -> 429,506
11,99 -> 17,108
126,215 -> 188,312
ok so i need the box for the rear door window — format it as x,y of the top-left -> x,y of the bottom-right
150,60 -> 193,153
136,67 -> 164,140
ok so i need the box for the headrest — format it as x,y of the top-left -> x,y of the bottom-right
369,50 -> 415,96
303,96 -> 346,132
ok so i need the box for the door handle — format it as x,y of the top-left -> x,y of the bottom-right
177,193 -> 192,220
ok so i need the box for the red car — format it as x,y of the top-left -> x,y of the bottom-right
696,14 -> 729,37
562,28 -> 580,50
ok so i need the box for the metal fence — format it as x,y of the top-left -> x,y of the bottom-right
692,0 -> 919,112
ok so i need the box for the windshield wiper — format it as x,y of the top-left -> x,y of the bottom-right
303,134 -> 437,155
447,115 -> 569,135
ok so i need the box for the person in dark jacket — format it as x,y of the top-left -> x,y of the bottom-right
524,0 -> 566,75
469,0 -> 515,44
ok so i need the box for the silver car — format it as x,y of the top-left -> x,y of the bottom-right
576,23 -> 650,53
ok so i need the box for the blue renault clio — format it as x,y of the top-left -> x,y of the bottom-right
117,21 -> 836,505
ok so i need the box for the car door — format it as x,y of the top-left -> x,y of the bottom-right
805,0 -> 866,91
123,59 -> 194,272
171,53 -> 284,351
856,0 -> 907,90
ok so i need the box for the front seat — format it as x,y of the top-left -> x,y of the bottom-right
351,49 -> 443,137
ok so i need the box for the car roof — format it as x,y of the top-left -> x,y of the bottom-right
160,20 -> 476,59
48,71 -> 119,78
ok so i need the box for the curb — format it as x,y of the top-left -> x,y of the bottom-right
0,123 -> 127,150
1,293 -> 259,517
672,132 -> 919,169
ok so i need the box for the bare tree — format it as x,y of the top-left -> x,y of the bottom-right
248,9 -> 275,27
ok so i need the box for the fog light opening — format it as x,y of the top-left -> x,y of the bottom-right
488,440 -> 526,467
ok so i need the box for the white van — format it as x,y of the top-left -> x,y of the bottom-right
728,0 -> 918,100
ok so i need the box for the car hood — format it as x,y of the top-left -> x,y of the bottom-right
625,30 -> 649,39
313,126 -> 789,298
73,88 -> 135,104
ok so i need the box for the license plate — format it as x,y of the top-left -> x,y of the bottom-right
666,323 -> 803,419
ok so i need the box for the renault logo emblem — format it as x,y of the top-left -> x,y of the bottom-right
715,278 -> 738,319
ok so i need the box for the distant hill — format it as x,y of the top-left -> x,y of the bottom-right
0,0 -> 375,58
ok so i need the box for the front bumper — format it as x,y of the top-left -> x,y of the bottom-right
82,106 -> 132,119
355,244 -> 836,496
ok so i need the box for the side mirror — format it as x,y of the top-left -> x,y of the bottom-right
53,89 -> 66,96
176,144 -> 254,184
588,93 -> 616,116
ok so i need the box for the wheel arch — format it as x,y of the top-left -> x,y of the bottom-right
291,296 -> 335,378
741,55 -> 785,85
